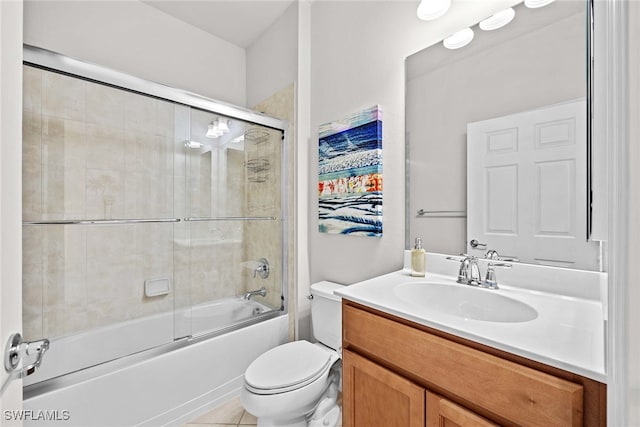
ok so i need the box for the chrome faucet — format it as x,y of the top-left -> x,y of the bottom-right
253,258 -> 270,279
244,286 -> 267,300
447,255 -> 511,290
455,256 -> 482,286
485,249 -> 519,262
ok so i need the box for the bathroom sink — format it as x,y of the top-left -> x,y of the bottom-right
394,282 -> 538,323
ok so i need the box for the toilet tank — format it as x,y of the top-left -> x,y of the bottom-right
310,281 -> 344,351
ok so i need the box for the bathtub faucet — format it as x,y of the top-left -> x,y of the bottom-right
244,286 -> 267,300
253,258 -> 270,279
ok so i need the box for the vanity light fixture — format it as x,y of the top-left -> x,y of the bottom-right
443,27 -> 474,50
479,8 -> 516,31
206,118 -> 232,139
417,0 -> 451,21
206,120 -> 222,138
524,0 -> 555,8
217,119 -> 230,134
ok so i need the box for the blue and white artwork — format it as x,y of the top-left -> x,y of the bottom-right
318,105 -> 382,237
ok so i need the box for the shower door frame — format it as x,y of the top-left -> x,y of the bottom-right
21,44 -> 290,387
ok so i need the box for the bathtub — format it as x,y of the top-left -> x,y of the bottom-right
23,298 -> 288,427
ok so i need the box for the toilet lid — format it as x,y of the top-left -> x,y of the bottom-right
245,341 -> 332,394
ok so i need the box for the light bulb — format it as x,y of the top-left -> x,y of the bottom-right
417,0 -> 451,21
443,28 -> 474,50
479,8 -> 516,31
206,120 -> 221,138
218,119 -> 230,134
524,0 -> 555,8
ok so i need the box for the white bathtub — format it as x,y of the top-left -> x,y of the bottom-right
23,299 -> 288,426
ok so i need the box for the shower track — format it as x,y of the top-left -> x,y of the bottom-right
23,217 -> 276,225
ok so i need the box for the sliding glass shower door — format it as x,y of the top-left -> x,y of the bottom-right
21,53 -> 286,386
175,107 -> 284,338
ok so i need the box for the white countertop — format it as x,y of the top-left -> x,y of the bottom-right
336,254 -> 606,383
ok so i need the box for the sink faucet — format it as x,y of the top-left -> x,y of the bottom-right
244,286 -> 267,300
485,249 -> 519,262
456,255 -> 482,286
446,255 -> 511,289
483,262 -> 512,289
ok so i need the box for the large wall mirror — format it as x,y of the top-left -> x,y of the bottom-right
406,0 -> 599,271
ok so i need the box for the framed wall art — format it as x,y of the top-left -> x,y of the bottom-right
318,105 -> 382,237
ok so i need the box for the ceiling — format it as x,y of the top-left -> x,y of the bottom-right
143,0 -> 295,48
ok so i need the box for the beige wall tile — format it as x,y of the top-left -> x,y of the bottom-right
23,262 -> 43,339
62,119 -> 86,169
42,72 -> 86,122
23,66 -> 42,114
23,226 -> 44,339
64,167 -> 86,218
124,131 -> 158,174
61,307 -> 89,336
86,82 -> 124,129
124,91 -> 157,135
86,169 -> 124,219
251,84 -> 295,337
124,172 -> 155,218
156,101 -> 175,138
86,124 -> 125,171
41,117 -> 66,218
62,228 -> 87,307
23,111 -> 42,221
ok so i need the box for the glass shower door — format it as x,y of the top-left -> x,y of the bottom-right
175,107 -> 284,338
22,65 -> 183,384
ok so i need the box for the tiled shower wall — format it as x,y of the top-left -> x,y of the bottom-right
21,66 -> 286,342
22,66 -> 180,339
242,127 -> 283,310
251,85 -> 295,331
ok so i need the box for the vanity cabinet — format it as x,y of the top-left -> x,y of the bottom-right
426,392 -> 499,427
342,301 -> 607,427
343,349 -> 425,427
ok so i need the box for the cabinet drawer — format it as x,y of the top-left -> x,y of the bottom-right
343,303 -> 584,427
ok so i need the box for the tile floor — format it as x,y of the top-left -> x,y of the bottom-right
184,395 -> 343,427
184,397 -> 257,427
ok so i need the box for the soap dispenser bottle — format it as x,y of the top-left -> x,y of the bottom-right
411,237 -> 426,277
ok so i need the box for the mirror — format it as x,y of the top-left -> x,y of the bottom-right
406,0 -> 598,270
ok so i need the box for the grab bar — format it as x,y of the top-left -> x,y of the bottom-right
23,216 -> 278,226
23,218 -> 181,226
184,216 -> 276,222
416,209 -> 466,218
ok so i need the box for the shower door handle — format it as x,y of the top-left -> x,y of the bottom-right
1,333 -> 49,397
4,332 -> 50,377
1,333 -> 50,397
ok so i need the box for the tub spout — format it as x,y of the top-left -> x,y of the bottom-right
244,286 -> 267,300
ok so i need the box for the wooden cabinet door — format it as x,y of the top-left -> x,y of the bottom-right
427,392 -> 499,427
343,349 -> 425,427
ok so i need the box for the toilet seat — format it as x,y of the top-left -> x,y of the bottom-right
244,341 -> 333,395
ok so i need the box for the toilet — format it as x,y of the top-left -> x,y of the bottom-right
241,281 -> 344,427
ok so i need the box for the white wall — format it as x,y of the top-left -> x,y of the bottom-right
24,0 -> 246,106
246,1 -> 299,108
0,0 -> 24,419
308,0 -> 519,286
626,2 -> 640,423
295,1 -> 312,340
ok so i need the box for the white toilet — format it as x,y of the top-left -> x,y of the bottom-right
240,281 -> 344,427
